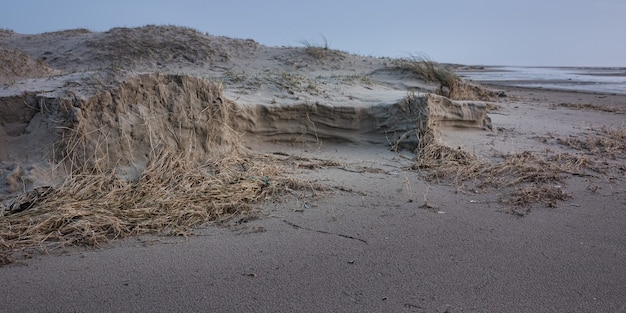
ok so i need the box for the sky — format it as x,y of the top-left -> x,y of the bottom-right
1,0 -> 625,67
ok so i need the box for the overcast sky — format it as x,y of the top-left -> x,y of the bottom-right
2,0 -> 624,66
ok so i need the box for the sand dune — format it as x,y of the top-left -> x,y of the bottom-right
0,25 -> 625,312
0,25 -> 491,200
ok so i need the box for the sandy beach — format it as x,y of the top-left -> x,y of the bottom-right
1,26 -> 625,312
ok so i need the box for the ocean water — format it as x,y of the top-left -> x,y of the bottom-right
457,66 -> 626,95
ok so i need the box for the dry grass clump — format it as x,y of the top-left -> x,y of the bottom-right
413,145 -> 567,186
0,73 -> 326,264
299,35 -> 346,62
485,152 -> 566,186
0,28 -> 15,36
393,55 -> 494,101
552,102 -> 625,114
505,184 -> 571,216
411,140 -> 592,215
557,127 -> 626,158
0,48 -> 57,84
297,159 -> 343,170
0,150 -> 290,256
547,153 -> 597,172
262,71 -> 327,97
86,25 -> 217,67
42,28 -> 92,36
413,144 -> 580,214
412,140 -> 485,183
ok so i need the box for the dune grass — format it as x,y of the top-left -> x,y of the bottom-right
0,149 -> 325,263
299,35 -> 346,62
85,25 -> 216,67
300,35 -> 331,59
0,74 -> 325,265
393,55 -> 493,100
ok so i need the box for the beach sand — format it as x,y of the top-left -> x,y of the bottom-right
0,26 -> 625,312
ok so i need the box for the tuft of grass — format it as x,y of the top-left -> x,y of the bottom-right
393,55 -> 493,100
0,47 -> 57,84
262,71 -> 327,97
224,70 -> 248,83
299,35 -> 346,62
0,28 -> 15,36
85,25 -> 216,68
339,74 -> 374,86
300,35 -> 330,59
505,184 -> 571,216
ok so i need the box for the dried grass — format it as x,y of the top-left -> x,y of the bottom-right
0,47 -> 57,84
0,73 -> 325,264
557,126 -> 626,158
552,102 -> 625,114
505,184 -> 571,216
410,141 -> 591,215
400,87 -> 600,204
86,25 -> 217,67
0,150 -> 293,254
393,55 -> 494,101
390,92 -> 603,214
299,35 -> 346,62
412,140 -> 485,184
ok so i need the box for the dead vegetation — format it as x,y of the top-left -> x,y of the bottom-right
551,102 -> 625,114
557,126 -> 626,158
0,28 -> 15,36
2,151 -> 275,247
380,88 -> 620,216
85,25 -> 217,67
410,139 -> 590,215
394,91 -> 600,215
393,55 -> 494,101
0,47 -> 57,84
505,184 -> 571,216
299,35 -> 346,62
0,74 -> 323,265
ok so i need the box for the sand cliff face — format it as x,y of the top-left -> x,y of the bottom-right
232,93 -> 490,145
0,25 -> 492,200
